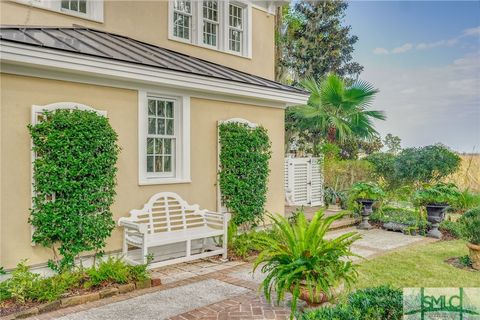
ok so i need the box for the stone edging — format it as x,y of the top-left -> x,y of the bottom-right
2,278 -> 162,320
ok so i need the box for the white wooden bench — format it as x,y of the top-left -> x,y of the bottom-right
118,192 -> 230,268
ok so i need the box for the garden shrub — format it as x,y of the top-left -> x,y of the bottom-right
458,207 -> 480,245
229,229 -> 276,260
218,122 -> 271,227
412,183 -> 460,207
324,159 -> 374,192
85,257 -> 130,288
394,144 -> 460,186
439,220 -> 462,239
365,152 -> 397,188
374,206 -> 426,229
28,109 -> 120,271
300,286 -> 403,320
451,189 -> 480,212
1,257 -> 151,304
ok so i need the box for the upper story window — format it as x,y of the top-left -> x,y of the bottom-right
168,0 -> 251,58
12,0 -> 104,22
173,0 -> 192,40
202,1 -> 219,47
228,4 -> 243,52
61,0 -> 87,14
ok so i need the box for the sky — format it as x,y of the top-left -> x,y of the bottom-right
344,1 -> 480,153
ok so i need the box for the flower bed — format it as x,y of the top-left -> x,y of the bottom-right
370,206 -> 426,235
0,257 -> 160,318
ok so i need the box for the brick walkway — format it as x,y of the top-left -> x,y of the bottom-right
25,228 -> 434,320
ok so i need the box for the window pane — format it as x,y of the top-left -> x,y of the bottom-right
147,138 -> 154,154
154,138 -> 162,154
61,0 -> 70,10
147,156 -> 154,172
148,118 -> 156,134
70,0 -> 78,11
157,119 -> 165,135
148,100 -> 156,115
229,29 -> 242,52
79,0 -> 87,13
166,119 -> 174,135
166,102 -> 174,118
173,12 -> 191,40
164,156 -> 172,172
158,101 -> 165,117
174,0 -> 191,13
164,139 -> 172,154
155,156 -> 163,172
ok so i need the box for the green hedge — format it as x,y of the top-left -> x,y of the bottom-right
218,122 -> 271,227
28,109 -> 120,270
300,286 -> 403,320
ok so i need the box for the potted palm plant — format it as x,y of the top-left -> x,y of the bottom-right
348,182 -> 385,230
457,207 -> 480,270
253,211 -> 360,317
413,183 -> 460,239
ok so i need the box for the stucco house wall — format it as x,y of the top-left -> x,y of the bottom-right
0,0 -> 275,80
0,73 -> 285,269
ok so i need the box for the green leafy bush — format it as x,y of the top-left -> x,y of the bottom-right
218,122 -> 271,227
324,159 -> 374,192
394,144 -> 461,186
439,220 -> 462,239
451,189 -> 480,212
365,152 -> 397,188
412,183 -> 460,206
348,182 -> 385,201
229,230 -> 272,260
371,206 -> 426,231
458,207 -> 480,245
300,286 -> 403,320
28,109 -> 120,271
254,211 -> 360,317
1,257 -> 151,304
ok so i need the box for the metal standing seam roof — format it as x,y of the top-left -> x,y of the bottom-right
0,26 -> 307,95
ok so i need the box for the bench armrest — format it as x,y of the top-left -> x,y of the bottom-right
118,218 -> 148,234
204,210 -> 230,221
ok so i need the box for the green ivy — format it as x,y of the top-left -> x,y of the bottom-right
218,122 -> 271,227
28,109 -> 120,271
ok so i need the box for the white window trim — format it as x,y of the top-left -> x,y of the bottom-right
12,0 -> 104,23
168,0 -> 252,59
30,102 -> 107,244
138,90 -> 191,185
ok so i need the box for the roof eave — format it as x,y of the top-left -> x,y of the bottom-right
0,40 -> 308,106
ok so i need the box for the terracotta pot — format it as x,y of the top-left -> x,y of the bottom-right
293,283 -> 343,306
466,242 -> 480,270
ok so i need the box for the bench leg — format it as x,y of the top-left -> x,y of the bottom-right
142,242 -> 148,264
186,239 -> 191,258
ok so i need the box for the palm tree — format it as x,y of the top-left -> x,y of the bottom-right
292,74 -> 386,147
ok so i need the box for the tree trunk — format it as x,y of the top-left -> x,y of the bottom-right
327,126 -> 337,143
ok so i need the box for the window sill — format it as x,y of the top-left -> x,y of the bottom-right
138,178 -> 192,186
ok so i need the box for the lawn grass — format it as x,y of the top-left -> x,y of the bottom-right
354,240 -> 480,289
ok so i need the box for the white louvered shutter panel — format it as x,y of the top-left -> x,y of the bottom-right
310,157 -> 324,206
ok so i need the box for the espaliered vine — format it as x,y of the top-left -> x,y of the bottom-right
28,109 -> 120,271
218,122 -> 271,227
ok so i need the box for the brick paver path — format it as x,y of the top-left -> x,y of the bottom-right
26,228 -> 434,320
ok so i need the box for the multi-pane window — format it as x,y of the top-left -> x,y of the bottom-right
61,0 -> 87,14
173,0 -> 192,40
228,4 -> 243,52
146,98 -> 175,176
202,1 -> 218,47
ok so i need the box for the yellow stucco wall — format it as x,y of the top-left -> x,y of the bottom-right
0,73 -> 285,269
0,0 -> 275,80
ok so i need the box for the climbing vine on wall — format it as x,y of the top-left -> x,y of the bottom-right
28,109 -> 120,271
218,122 -> 271,227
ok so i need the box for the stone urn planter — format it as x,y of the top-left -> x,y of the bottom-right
295,283 -> 343,306
357,199 -> 375,230
425,204 -> 448,239
466,242 -> 480,270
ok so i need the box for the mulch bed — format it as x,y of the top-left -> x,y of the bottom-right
0,300 -> 40,317
444,257 -> 478,272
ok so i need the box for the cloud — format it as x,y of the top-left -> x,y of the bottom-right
463,26 -> 480,36
392,43 -> 413,54
374,26 -> 479,55
373,47 -> 389,55
362,51 -> 480,152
